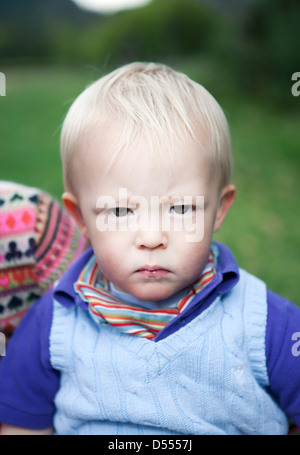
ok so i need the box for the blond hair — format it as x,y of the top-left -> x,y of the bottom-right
60,62 -> 232,191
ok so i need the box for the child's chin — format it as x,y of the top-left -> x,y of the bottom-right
131,285 -> 174,303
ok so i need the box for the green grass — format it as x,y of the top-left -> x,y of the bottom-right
0,64 -> 299,306
0,65 -> 100,197
216,99 -> 300,304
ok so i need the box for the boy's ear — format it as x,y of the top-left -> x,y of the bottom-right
213,184 -> 236,233
62,192 -> 89,238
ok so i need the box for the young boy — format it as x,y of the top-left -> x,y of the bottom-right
0,63 -> 299,435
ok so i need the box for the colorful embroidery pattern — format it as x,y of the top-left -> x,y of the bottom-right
0,183 -> 86,335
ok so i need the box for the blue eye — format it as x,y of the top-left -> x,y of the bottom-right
112,207 -> 131,217
170,205 -> 194,214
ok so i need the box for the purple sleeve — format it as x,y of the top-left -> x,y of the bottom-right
0,290 -> 59,430
266,290 -> 300,427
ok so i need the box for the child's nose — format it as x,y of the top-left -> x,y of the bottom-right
134,228 -> 168,250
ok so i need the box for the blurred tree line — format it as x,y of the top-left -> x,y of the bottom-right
1,0 -> 299,107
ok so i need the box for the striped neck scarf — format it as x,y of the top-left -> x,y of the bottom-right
74,246 -> 218,340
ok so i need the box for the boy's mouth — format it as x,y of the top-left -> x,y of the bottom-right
135,266 -> 170,277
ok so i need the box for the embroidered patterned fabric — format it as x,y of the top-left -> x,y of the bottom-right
0,182 -> 87,336
74,247 -> 218,339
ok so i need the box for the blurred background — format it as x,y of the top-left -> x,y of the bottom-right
0,0 -> 299,305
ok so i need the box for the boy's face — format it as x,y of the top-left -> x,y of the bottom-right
63,122 -> 235,302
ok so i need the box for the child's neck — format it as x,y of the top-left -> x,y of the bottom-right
108,281 -> 190,310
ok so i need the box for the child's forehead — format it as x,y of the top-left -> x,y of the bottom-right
79,116 -> 210,168
76,120 -> 216,198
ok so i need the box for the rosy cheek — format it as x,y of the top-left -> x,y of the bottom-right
93,239 -> 124,278
96,246 -> 116,267
180,243 -> 209,276
102,253 -> 120,271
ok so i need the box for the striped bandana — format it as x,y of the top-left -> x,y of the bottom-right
74,246 -> 218,339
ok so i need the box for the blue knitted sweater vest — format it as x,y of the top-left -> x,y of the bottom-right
50,269 -> 288,435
